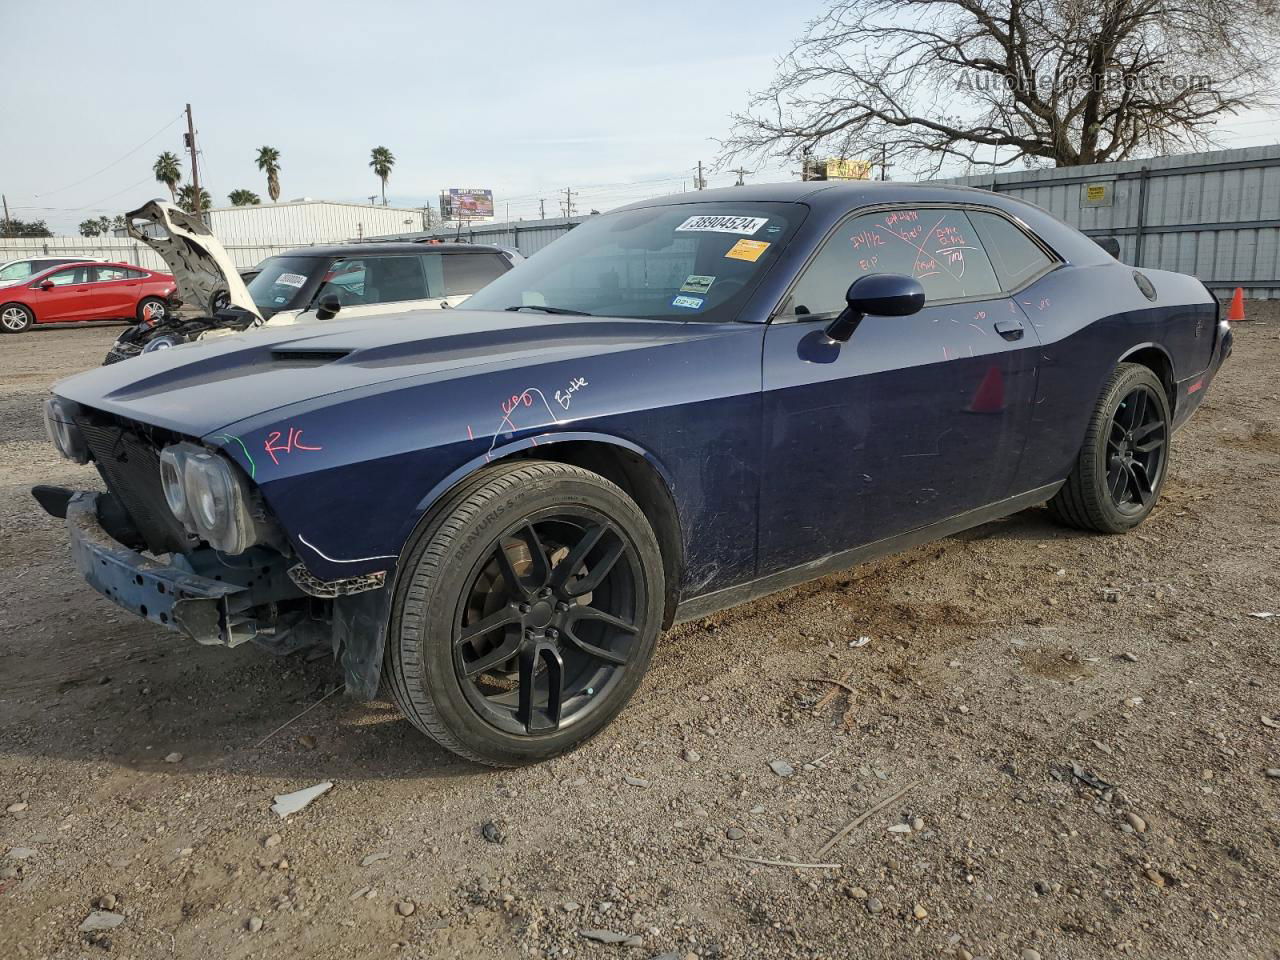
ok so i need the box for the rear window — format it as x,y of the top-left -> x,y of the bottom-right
434,253 -> 509,297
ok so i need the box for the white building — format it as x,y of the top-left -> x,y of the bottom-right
205,199 -> 431,247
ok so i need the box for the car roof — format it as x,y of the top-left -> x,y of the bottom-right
28,261 -> 155,278
270,241 -> 509,259
615,179 -> 1010,212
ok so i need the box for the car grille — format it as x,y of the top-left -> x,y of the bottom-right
75,415 -> 195,555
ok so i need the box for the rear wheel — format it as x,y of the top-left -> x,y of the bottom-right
136,297 -> 167,323
383,461 -> 664,766
1048,363 -> 1171,533
1,304 -> 33,334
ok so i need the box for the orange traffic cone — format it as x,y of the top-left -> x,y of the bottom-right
965,365 -> 1005,414
1227,287 -> 1246,322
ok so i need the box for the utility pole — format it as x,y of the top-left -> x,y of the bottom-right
561,187 -> 577,217
694,160 -> 706,190
731,167 -> 749,186
879,144 -> 889,181
184,103 -> 202,222
1,194 -> 10,236
368,195 -> 377,206
539,198 -> 546,220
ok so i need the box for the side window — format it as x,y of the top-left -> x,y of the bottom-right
788,208 -> 1001,316
125,268 -> 148,279
968,211 -> 1056,291
442,253 -> 509,297
94,266 -> 129,282
44,266 -> 92,286
362,256 -> 427,303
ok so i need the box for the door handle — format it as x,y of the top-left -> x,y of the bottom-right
994,319 -> 1024,341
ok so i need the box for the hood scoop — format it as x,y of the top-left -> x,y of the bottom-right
270,347 -> 353,365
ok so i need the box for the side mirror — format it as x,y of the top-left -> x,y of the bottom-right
315,293 -> 342,321
39,280 -> 55,290
824,273 -> 926,342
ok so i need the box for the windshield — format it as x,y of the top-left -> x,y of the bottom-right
459,201 -> 803,321
0,262 -> 36,282
244,255 -> 324,316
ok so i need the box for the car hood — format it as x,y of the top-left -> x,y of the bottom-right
54,309 -> 744,437
125,200 -> 262,322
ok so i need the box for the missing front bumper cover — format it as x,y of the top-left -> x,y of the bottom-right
66,492 -> 257,647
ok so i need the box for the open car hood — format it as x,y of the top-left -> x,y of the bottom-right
125,200 -> 262,323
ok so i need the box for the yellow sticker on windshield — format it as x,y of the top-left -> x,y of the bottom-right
724,239 -> 770,262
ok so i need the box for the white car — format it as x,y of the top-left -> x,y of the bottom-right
0,256 -> 106,287
105,201 -> 521,361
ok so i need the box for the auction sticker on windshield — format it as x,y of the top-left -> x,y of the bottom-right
675,215 -> 769,235
724,239 -> 770,262
276,273 -> 307,288
679,275 -> 715,294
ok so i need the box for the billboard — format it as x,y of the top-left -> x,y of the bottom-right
440,188 -> 495,221
824,158 -> 872,180
802,157 -> 872,181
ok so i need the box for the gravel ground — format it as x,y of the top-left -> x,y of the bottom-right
1,310 -> 1278,960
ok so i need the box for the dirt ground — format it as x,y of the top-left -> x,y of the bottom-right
1,311 -> 1277,960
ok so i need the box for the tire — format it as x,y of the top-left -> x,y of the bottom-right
0,303 -> 33,334
136,297 -> 167,323
383,461 -> 664,766
1048,362 -> 1171,533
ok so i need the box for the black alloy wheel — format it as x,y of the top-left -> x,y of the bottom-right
454,510 -> 642,735
1106,384 -> 1166,514
384,461 -> 664,766
1048,362 -> 1171,533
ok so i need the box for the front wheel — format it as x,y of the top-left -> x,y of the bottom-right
1,304 -> 33,334
1048,362 -> 1171,533
383,461 -> 664,766
136,296 -> 167,323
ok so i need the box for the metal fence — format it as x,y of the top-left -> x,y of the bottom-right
0,236 -> 320,273
936,145 -> 1280,299
367,215 -> 589,258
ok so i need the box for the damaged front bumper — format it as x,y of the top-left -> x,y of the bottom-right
38,488 -> 393,698
59,490 -> 283,647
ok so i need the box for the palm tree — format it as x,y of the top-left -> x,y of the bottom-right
228,189 -> 261,206
369,146 -> 395,204
255,146 -> 282,202
153,151 -> 182,203
177,184 -> 212,213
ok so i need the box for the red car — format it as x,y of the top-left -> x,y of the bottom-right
0,261 -> 176,334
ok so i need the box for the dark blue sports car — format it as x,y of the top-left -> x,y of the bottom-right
35,182 -> 1231,765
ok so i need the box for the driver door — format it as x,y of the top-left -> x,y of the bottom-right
758,206 -> 1042,576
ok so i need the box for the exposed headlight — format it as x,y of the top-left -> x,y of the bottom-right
158,446 -> 190,525
159,442 -> 260,554
43,397 -> 90,464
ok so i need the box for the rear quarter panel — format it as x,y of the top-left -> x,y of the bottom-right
1012,262 -> 1215,492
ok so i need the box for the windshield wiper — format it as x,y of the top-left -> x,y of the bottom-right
504,305 -> 593,316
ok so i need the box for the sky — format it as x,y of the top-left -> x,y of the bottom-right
4,0 -> 1278,237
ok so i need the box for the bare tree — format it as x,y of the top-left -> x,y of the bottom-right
721,0 -> 1280,175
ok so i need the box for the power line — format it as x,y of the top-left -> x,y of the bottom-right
32,113 -> 184,198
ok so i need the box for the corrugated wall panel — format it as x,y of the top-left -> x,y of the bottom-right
936,145 -> 1280,297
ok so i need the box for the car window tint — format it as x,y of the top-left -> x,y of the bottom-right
788,208 -> 1000,315
94,266 -> 129,281
45,266 -> 92,286
0,262 -> 34,281
968,211 -> 1055,290
362,256 -> 427,303
420,254 -> 444,297
443,253 -> 508,297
